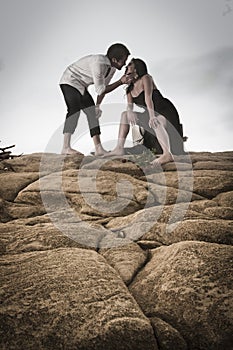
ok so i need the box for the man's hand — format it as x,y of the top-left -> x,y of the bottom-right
120,73 -> 134,85
95,105 -> 102,119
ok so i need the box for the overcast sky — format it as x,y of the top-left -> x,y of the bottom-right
0,0 -> 232,155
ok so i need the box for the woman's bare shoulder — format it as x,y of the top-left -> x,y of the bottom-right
142,74 -> 152,81
141,74 -> 153,87
142,74 -> 157,90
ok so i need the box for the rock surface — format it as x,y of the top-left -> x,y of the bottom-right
0,151 -> 233,349
129,241 -> 233,350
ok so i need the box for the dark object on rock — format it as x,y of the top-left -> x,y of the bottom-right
0,142 -> 22,161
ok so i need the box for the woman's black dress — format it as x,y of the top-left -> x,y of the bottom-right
132,89 -> 185,155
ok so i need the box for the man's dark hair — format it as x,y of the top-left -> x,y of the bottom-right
107,43 -> 130,60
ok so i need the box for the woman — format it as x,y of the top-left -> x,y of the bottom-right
105,58 -> 185,165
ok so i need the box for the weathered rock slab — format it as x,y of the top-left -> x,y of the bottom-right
100,243 -> 148,285
0,248 -> 158,350
0,151 -> 232,349
129,241 -> 233,350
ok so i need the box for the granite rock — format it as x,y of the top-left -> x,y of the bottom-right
0,151 -> 232,349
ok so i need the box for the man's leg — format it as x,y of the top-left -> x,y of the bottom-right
82,90 -> 107,156
60,84 -> 82,154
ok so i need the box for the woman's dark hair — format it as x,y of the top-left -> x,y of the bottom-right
126,58 -> 148,94
107,43 -> 130,61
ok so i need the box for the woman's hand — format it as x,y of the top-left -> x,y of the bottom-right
149,116 -> 159,129
95,105 -> 102,119
127,110 -> 137,126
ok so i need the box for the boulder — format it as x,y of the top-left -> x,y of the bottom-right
129,241 -> 233,350
1,153 -> 84,173
0,172 -> 39,201
100,242 -> 148,285
0,151 -> 232,349
141,219 -> 233,246
213,191 -> 233,207
0,248 -> 158,350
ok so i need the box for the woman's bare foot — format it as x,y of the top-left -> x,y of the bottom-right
103,147 -> 125,157
61,147 -> 83,155
150,153 -> 174,166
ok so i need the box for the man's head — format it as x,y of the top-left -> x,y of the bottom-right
107,43 -> 130,70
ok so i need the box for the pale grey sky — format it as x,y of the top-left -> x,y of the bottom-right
0,0 -> 232,154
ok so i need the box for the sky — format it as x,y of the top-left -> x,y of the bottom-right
0,0 -> 233,155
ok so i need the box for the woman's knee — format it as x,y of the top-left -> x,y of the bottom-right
157,114 -> 167,127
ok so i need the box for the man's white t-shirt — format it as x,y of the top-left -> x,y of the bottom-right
59,54 -> 116,96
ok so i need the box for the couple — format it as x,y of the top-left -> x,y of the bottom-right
59,43 -> 185,166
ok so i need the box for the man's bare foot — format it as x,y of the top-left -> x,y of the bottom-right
94,144 -> 108,156
150,153 -> 174,166
103,147 -> 125,157
61,147 -> 83,155
95,150 -> 109,156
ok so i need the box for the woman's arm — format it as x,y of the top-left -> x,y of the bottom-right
127,92 -> 134,111
126,92 -> 137,126
143,75 -> 159,128
143,75 -> 155,117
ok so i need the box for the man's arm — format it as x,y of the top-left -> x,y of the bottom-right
95,79 -> 125,119
96,74 -> 132,105
94,73 -> 130,96
96,93 -> 105,106
95,73 -> 132,121
102,75 -> 130,94
92,60 -> 133,96
95,93 -> 105,119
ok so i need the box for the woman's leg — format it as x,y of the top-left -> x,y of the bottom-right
60,84 -> 83,154
150,114 -> 173,166
159,99 -> 185,155
104,111 -> 130,156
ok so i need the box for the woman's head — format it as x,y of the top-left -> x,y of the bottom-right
125,58 -> 148,78
126,58 -> 148,93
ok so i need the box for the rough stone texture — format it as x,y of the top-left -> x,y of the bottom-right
0,151 -> 233,349
0,152 -> 84,173
0,249 -> 158,350
129,241 -> 233,350
0,173 -> 39,201
213,190 -> 233,207
100,243 -> 148,285
15,168 -> 150,218
0,219 -> 107,254
150,317 -> 187,350
141,219 -> 233,245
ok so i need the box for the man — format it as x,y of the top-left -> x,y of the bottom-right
59,43 -> 132,155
